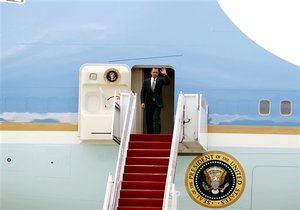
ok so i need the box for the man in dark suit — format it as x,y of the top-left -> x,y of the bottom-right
141,67 -> 170,134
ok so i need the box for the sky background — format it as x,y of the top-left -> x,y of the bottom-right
1,0 -> 299,125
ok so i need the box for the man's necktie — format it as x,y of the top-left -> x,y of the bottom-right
151,79 -> 156,91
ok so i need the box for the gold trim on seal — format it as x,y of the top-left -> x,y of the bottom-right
185,151 -> 246,208
103,68 -> 120,83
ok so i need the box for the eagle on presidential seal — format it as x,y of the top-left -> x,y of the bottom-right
202,166 -> 230,195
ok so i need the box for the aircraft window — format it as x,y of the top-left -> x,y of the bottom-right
280,100 -> 292,116
0,0 -> 26,4
259,100 -> 270,116
89,73 -> 97,80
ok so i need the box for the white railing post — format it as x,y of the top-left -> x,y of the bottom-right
171,184 -> 179,210
109,91 -> 136,210
197,94 -> 208,151
163,92 -> 185,210
102,173 -> 113,210
111,90 -> 121,144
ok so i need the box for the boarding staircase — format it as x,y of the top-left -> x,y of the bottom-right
103,92 -> 208,210
118,133 -> 172,210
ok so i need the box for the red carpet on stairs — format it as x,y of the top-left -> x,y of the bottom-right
117,134 -> 172,210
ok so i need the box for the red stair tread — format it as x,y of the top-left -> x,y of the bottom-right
127,149 -> 170,157
118,207 -> 162,210
119,198 -> 163,206
122,181 -> 165,189
120,189 -> 164,198
116,134 -> 172,210
129,141 -> 172,149
126,157 -> 169,165
130,134 -> 172,142
124,165 -> 168,173
123,173 -> 167,181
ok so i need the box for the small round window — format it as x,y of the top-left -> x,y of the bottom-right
280,100 -> 292,116
259,100 -> 270,116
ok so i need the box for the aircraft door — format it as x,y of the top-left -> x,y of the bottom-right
78,64 -> 131,141
131,66 -> 174,134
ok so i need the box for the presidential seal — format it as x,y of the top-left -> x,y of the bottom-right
185,151 -> 246,208
104,68 -> 120,83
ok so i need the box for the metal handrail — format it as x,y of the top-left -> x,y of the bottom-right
163,92 -> 185,210
103,173 -> 113,210
109,91 -> 136,210
111,90 -> 121,144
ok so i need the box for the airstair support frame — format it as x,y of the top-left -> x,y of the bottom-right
103,173 -> 113,209
163,92 -> 208,209
103,92 -> 208,210
111,91 -> 136,145
111,91 -> 121,144
110,91 -> 137,210
162,92 -> 184,210
178,94 -> 208,154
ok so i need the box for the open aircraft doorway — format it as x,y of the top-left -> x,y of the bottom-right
131,65 -> 175,134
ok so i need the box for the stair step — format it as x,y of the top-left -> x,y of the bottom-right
118,206 -> 162,210
129,141 -> 172,149
116,134 -> 171,210
130,134 -> 172,142
119,198 -> 163,207
122,181 -> 165,189
120,189 -> 164,198
123,173 -> 167,181
127,149 -> 170,157
126,157 -> 169,165
125,165 -> 168,173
